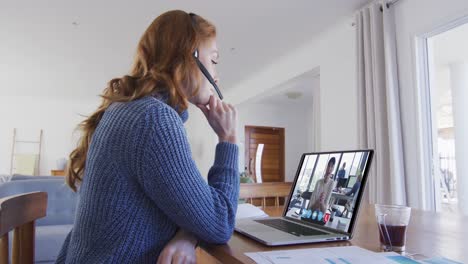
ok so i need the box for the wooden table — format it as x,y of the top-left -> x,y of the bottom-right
50,170 -> 65,176
200,204 -> 468,263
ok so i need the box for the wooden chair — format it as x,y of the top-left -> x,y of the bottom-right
0,192 -> 47,264
239,182 -> 292,208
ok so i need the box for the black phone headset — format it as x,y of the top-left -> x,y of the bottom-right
189,12 -> 224,100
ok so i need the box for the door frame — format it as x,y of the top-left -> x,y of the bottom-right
244,125 -> 285,182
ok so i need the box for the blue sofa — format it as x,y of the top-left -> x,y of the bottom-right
11,175 -> 61,181
0,177 -> 77,263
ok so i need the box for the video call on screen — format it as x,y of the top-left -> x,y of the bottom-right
285,151 -> 371,233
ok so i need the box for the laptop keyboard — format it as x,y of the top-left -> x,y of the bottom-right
255,219 -> 328,237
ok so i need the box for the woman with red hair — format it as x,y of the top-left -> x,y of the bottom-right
57,10 -> 238,264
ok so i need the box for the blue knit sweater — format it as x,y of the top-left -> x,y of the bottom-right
56,96 -> 239,263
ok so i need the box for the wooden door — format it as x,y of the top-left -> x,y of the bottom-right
245,126 -> 285,182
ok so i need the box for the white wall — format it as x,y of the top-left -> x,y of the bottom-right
309,76 -> 321,152
0,92 -> 313,181
393,0 -> 468,209
185,99 -> 315,182
184,19 -> 358,183
237,103 -> 310,182
185,0 -> 468,211
0,96 -> 100,175
226,20 -> 358,151
0,95 -> 225,179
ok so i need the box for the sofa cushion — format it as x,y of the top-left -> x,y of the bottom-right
1,179 -> 76,263
35,224 -> 73,262
0,179 -> 77,226
0,174 -> 12,183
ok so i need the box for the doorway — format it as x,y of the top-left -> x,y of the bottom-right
244,126 -> 285,183
417,17 -> 468,214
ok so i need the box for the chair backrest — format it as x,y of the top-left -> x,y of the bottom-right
0,179 -> 77,226
239,182 -> 293,208
0,191 -> 47,264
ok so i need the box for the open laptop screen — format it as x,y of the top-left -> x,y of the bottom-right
284,150 -> 373,234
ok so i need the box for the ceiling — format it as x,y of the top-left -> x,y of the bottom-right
432,22 -> 468,67
250,70 -> 319,107
0,0 -> 370,98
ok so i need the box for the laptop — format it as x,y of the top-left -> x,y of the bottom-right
235,149 -> 373,246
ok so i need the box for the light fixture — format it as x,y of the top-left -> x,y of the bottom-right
285,91 -> 303,99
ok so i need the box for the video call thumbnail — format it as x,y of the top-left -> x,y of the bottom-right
285,151 -> 371,233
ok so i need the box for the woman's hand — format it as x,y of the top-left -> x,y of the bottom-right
197,95 -> 237,144
157,230 -> 197,264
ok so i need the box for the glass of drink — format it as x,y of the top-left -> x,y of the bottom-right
375,204 -> 411,252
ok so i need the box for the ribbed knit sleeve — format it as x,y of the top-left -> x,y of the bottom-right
136,105 -> 239,244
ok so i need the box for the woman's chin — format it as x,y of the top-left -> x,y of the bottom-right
199,95 -> 211,105
188,96 -> 209,106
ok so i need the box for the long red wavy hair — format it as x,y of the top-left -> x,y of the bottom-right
66,10 -> 216,191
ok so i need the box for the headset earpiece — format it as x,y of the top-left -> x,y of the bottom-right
191,49 -> 224,100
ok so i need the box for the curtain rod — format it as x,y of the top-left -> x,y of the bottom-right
351,0 -> 402,26
387,0 -> 402,8
381,0 -> 402,11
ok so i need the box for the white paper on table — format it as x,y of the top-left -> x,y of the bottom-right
236,203 -> 269,220
245,246 -> 415,264
375,252 -> 402,256
419,256 -> 463,264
